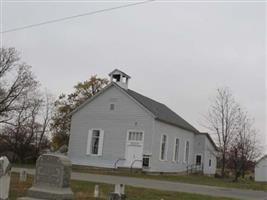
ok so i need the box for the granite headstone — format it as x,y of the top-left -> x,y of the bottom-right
18,154 -> 73,200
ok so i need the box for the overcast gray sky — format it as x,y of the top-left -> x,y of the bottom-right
1,1 -> 266,153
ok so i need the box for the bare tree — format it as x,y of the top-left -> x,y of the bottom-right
204,87 -> 240,177
0,47 -> 53,163
229,108 -> 261,181
0,47 -> 19,77
34,92 -> 54,159
1,94 -> 39,162
0,90 -> 52,162
0,47 -> 37,124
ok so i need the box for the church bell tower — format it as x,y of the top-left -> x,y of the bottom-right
109,69 -> 131,89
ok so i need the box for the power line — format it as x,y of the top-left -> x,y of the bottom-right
1,0 -> 155,34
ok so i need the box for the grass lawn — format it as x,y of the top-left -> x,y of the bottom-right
13,164 -> 267,191
10,173 -> 237,200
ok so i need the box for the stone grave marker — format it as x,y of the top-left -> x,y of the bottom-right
94,184 -> 100,198
19,169 -> 27,182
0,156 -> 11,200
114,184 -> 125,196
18,154 -> 74,200
107,184 -> 126,200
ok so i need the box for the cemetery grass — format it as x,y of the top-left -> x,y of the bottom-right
13,164 -> 267,191
10,173 -> 237,200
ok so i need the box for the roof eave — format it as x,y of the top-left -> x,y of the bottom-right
198,132 -> 219,151
155,118 -> 199,134
108,69 -> 131,78
68,83 -> 114,117
256,155 -> 267,164
68,82 -> 155,118
112,83 -> 155,118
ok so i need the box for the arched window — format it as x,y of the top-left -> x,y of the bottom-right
173,138 -> 180,162
184,141 -> 190,163
160,134 -> 168,161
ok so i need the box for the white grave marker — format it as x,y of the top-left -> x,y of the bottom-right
114,184 -> 125,195
108,184 -> 126,200
94,184 -> 99,198
0,156 -> 11,200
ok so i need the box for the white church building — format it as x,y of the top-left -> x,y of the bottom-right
255,155 -> 267,182
68,69 -> 218,174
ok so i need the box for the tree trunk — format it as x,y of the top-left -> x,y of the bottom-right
241,161 -> 245,178
221,152 -> 226,177
234,170 -> 240,182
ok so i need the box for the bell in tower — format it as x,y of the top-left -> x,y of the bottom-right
109,69 -> 131,89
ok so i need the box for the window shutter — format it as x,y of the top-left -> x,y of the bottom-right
98,130 -> 104,156
86,129 -> 92,155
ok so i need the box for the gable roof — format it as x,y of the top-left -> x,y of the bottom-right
256,155 -> 267,164
199,132 -> 219,151
69,83 -> 154,117
70,82 -> 199,133
108,69 -> 131,78
123,88 -> 199,133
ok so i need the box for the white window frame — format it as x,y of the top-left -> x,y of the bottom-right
159,134 -> 168,161
126,130 -> 144,143
86,128 -> 104,156
184,140 -> 190,163
172,138 -> 180,163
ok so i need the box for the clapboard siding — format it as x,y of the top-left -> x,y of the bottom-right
255,156 -> 267,182
68,83 -> 217,173
194,134 -> 217,175
148,120 -> 195,172
68,85 -> 154,168
203,137 -> 217,175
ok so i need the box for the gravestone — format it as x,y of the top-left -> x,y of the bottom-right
107,193 -> 121,200
18,154 -> 74,200
114,184 -> 125,195
0,156 -> 11,200
94,184 -> 100,198
19,169 -> 27,182
107,184 -> 126,200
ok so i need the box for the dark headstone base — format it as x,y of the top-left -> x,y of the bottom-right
107,193 -> 126,200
